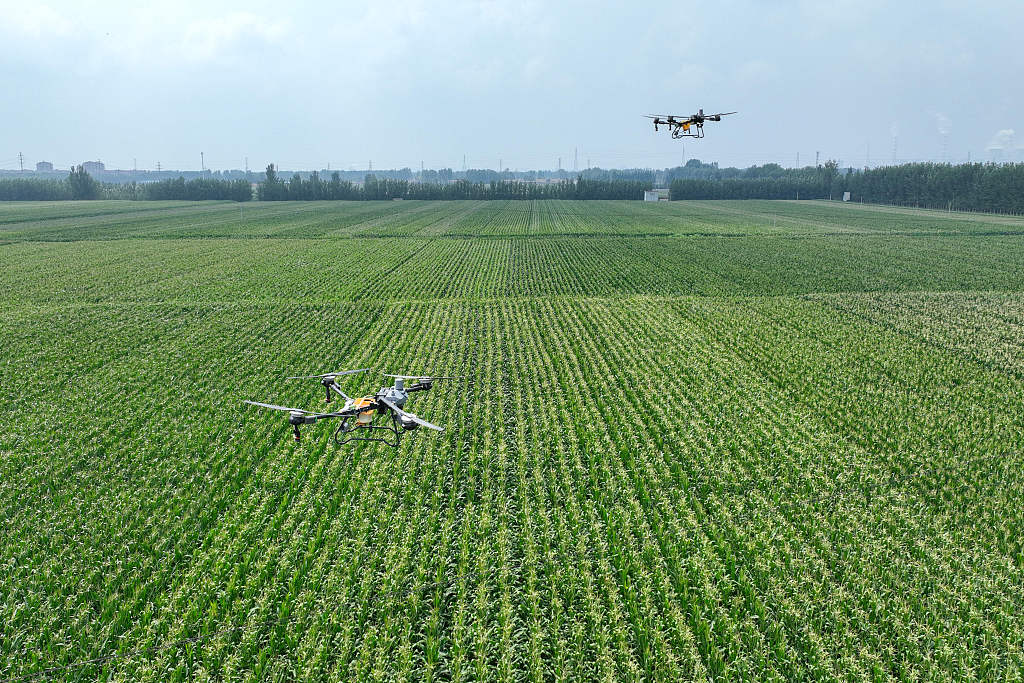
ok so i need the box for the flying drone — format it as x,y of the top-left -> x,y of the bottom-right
646,109 -> 736,139
244,368 -> 460,447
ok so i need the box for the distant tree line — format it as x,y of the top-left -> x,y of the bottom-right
670,160 -> 1024,213
670,161 -> 840,200
838,162 -> 1024,213
143,176 -> 252,201
0,168 -> 252,201
5,162 -> 1024,212
256,165 -> 651,201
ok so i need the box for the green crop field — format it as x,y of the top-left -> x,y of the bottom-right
2,199 -> 1023,681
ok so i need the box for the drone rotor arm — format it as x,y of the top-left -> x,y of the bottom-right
379,396 -> 445,432
328,382 -> 352,401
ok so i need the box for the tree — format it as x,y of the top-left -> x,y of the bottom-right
68,165 -> 99,199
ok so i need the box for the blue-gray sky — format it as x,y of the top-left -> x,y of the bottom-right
2,0 -> 1022,171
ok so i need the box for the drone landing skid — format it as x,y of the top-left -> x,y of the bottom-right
333,413 -> 406,447
672,126 -> 704,139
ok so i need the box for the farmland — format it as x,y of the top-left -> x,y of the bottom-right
2,199 -> 1023,681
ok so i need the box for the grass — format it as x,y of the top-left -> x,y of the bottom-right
2,199 -> 1023,681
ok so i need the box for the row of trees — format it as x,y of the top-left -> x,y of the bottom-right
257,165 -> 652,201
839,162 -> 1024,213
671,161 -> 840,200
143,176 -> 252,201
5,162 -> 1024,212
669,161 -> 1024,212
0,165 -> 102,200
0,169 -> 252,202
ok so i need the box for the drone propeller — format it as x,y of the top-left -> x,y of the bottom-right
378,396 -> 445,432
243,400 -> 314,414
243,400 -> 352,419
384,373 -> 464,381
287,368 -> 372,380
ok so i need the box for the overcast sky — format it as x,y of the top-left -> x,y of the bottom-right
1,0 -> 1022,172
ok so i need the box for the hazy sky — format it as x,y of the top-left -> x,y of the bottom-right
2,0 -> 1022,172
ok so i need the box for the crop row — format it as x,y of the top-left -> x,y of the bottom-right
7,200 -> 1024,243
3,290 -> 1023,679
4,235 -> 1024,309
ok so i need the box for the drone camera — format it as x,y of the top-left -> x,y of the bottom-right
399,414 -> 420,431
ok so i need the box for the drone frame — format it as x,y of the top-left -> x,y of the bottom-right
245,370 -> 452,448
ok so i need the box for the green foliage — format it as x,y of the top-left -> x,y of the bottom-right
144,176 -> 252,201
2,200 -> 1024,680
838,162 -> 1024,212
671,161 -> 1024,213
68,164 -> 100,199
0,177 -> 72,200
256,174 -> 652,201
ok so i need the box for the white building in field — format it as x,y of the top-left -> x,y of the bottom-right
644,190 -> 659,201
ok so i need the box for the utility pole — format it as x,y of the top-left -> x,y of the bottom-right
796,152 -> 799,168
369,160 -> 372,172
558,157 -> 562,171
133,158 -> 137,172
815,151 -> 820,167
18,152 -> 24,172
462,154 -> 466,172
574,147 -> 578,172
499,158 -> 502,173
156,161 -> 161,172
200,152 -> 205,172
245,156 -> 249,174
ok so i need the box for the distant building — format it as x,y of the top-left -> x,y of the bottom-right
82,160 -> 105,173
644,190 -> 659,201
36,161 -> 53,172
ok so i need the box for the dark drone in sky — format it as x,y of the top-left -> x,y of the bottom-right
646,109 -> 736,139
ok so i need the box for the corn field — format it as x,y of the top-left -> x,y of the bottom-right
2,199 -> 1023,681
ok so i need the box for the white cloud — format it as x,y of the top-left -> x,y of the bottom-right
0,2 -> 73,40
179,12 -> 288,63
